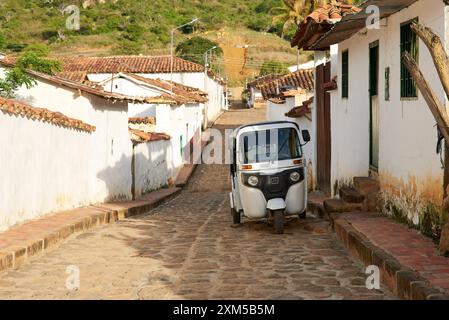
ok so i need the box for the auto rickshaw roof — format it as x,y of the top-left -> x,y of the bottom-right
231,121 -> 300,139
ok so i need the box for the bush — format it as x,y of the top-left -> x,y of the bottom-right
259,60 -> 289,76
176,37 -> 223,66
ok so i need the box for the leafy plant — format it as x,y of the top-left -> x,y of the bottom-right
176,37 -> 222,66
259,60 -> 289,76
0,48 -> 61,98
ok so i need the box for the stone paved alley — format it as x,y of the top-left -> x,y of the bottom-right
0,107 -> 395,300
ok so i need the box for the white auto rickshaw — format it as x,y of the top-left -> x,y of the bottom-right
229,121 -> 310,234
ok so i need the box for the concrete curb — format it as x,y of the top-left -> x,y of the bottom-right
0,187 -> 181,273
334,218 -> 449,300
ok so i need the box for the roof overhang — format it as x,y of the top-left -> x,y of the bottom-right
309,0 -> 419,50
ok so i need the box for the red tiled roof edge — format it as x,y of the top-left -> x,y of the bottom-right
125,73 -> 208,104
259,69 -> 315,100
0,97 -> 96,133
129,128 -> 171,144
60,55 -> 205,74
0,59 -> 148,104
128,117 -> 156,125
285,97 -> 314,119
291,2 -> 361,49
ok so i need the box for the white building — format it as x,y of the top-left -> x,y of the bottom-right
95,72 -> 206,186
0,66 -> 145,230
291,0 -> 448,222
59,55 -> 226,128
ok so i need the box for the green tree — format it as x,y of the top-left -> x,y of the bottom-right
176,37 -> 223,66
259,60 -> 289,76
0,48 -> 61,98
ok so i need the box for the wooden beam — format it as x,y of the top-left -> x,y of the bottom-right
402,52 -> 449,143
411,22 -> 449,102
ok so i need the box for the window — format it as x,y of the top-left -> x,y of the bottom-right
400,18 -> 419,98
239,128 -> 302,164
342,50 -> 349,98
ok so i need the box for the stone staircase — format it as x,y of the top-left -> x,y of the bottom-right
308,176 -> 380,227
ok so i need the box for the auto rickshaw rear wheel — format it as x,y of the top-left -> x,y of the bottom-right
232,208 -> 241,224
274,210 -> 284,234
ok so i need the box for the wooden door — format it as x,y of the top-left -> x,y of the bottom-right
369,41 -> 380,169
316,62 -> 332,195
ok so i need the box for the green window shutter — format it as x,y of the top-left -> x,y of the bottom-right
400,18 -> 419,98
342,50 -> 349,98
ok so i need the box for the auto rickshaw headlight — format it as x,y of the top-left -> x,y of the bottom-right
290,171 -> 301,183
247,176 -> 260,187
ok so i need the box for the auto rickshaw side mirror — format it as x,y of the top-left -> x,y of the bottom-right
302,130 -> 311,145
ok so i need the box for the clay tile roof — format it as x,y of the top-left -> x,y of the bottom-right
125,73 -> 208,104
0,96 -> 96,133
285,97 -> 314,119
291,1 -> 361,50
59,55 -> 205,74
128,117 -> 156,125
129,128 -> 171,144
259,69 -> 314,100
248,74 -> 285,88
57,71 -> 88,83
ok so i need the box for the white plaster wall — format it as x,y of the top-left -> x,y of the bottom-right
330,0 -> 446,190
0,74 -> 133,230
134,139 -> 176,196
88,96 -> 132,202
0,112 -> 92,231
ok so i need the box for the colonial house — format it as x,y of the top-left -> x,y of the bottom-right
291,0 -> 448,224
0,64 -> 147,231
58,55 -> 226,128
260,70 -> 315,190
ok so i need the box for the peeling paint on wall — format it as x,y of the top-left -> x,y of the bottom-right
378,171 -> 444,240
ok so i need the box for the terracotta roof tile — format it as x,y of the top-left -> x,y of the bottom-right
0,97 -> 96,133
259,69 -> 314,100
129,128 -> 171,144
285,97 -> 314,119
57,71 -> 88,83
60,55 -> 205,74
128,117 -> 156,125
124,73 -> 208,104
248,74 -> 284,88
291,1 -> 361,49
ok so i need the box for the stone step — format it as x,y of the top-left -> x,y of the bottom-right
339,187 -> 365,204
353,177 -> 380,196
323,198 -> 363,214
353,177 -> 380,211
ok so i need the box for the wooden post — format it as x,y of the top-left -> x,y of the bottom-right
402,51 -> 449,252
411,22 -> 449,101
401,52 -> 449,142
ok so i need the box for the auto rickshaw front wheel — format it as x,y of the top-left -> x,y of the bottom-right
299,211 -> 307,220
273,210 -> 284,234
232,208 -> 241,225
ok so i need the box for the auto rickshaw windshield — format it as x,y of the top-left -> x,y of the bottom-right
239,127 -> 302,164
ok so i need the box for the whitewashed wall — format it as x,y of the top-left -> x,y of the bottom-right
134,139 -> 176,197
0,73 -> 133,230
0,112 -> 92,231
329,0 -> 447,204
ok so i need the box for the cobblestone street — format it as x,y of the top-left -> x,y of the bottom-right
0,107 -> 395,300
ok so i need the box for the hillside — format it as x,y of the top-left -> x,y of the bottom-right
0,0 -> 309,83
